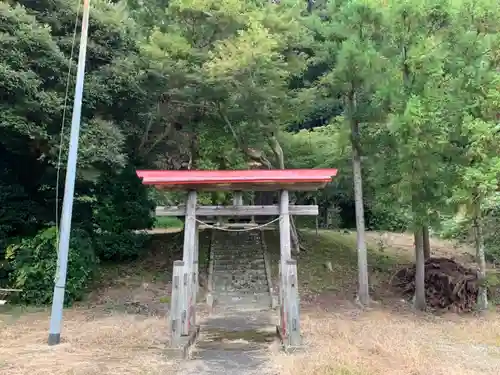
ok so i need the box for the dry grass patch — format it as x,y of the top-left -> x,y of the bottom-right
272,307 -> 500,375
0,308 -> 178,375
0,232 -> 204,375
0,231 -> 213,375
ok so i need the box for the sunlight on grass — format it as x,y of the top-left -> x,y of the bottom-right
154,216 -> 183,229
264,229 -> 399,295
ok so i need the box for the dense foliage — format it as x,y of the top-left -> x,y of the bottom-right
1,0 -> 499,307
6,227 -> 97,305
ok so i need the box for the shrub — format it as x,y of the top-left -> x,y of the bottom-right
367,206 -> 411,232
93,166 -> 155,233
93,231 -> 150,261
5,227 -> 98,306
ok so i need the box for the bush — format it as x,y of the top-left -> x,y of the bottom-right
367,206 -> 411,232
93,231 -> 150,261
93,166 -> 155,233
5,227 -> 98,306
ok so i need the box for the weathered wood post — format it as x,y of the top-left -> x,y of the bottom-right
191,222 -> 199,329
285,259 -> 301,347
279,190 -> 292,338
170,260 -> 184,347
233,191 -> 243,206
182,190 -> 197,335
206,230 -> 215,311
233,191 -> 243,224
194,222 -> 200,295
278,262 -> 286,337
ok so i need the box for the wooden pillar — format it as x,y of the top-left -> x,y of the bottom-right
279,190 -> 291,339
233,191 -> 243,223
170,260 -> 184,347
279,190 -> 292,262
233,191 -> 243,206
250,193 -> 256,224
194,222 -> 200,294
181,190 -> 197,336
190,222 -> 199,328
206,230 -> 215,311
285,259 -> 301,347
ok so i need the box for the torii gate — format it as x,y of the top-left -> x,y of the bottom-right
136,168 -> 338,348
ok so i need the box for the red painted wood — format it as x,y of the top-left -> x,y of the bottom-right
136,169 -> 338,186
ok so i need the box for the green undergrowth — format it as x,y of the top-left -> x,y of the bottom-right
95,230 -> 211,289
263,229 -> 399,295
154,216 -> 184,229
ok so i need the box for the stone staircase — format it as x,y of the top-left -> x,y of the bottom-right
210,231 -> 272,310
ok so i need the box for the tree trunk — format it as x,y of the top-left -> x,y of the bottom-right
349,109 -> 370,305
422,226 -> 431,260
413,227 -> 426,310
269,134 -> 301,254
473,202 -> 488,311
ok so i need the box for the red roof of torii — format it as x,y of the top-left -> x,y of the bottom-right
136,169 -> 338,191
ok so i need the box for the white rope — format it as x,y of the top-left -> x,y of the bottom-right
194,217 -> 280,232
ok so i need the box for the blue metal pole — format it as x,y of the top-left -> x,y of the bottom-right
48,0 -> 91,346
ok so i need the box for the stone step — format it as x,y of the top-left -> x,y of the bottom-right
212,242 -> 261,247
214,293 -> 272,309
216,291 -> 270,296
214,259 -> 266,268
214,288 -> 269,294
213,274 -> 267,283
213,281 -> 267,288
212,245 -> 260,249
212,254 -> 264,261
210,232 -> 270,300
213,264 -> 265,272
214,288 -> 270,295
213,279 -> 267,287
213,268 -> 265,275
213,280 -> 268,286
212,269 -> 266,276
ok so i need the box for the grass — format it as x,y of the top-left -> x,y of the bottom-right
271,309 -> 500,375
0,309 -> 178,375
154,216 -> 183,230
264,229 -> 500,375
264,229 -> 398,297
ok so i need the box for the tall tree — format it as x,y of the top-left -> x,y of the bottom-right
310,0 -> 388,305
373,0 -> 453,310
443,0 -> 500,310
